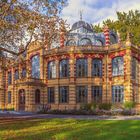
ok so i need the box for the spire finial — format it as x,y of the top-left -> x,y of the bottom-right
79,10 -> 83,21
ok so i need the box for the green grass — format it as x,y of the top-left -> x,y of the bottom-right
0,119 -> 140,140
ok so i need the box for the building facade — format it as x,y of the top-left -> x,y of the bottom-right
0,20 -> 140,112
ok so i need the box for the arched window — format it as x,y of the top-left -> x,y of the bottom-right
92,59 -> 102,77
59,59 -> 69,78
76,59 -> 88,77
59,86 -> 69,103
8,91 -> 11,104
8,71 -> 12,85
22,68 -> 26,78
112,86 -> 124,103
112,57 -> 124,76
80,38 -> 92,46
95,39 -> 103,46
15,70 -> 19,80
31,55 -> 40,79
66,40 -> 76,46
35,89 -> 40,104
76,86 -> 88,103
131,57 -> 136,79
110,34 -> 117,44
48,87 -> 55,103
48,61 -> 56,79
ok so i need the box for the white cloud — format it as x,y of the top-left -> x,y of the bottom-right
61,0 -> 140,27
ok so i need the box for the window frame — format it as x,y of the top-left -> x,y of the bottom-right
76,86 -> 88,103
59,86 -> 69,103
31,55 -> 40,79
92,59 -> 102,77
112,56 -> 124,76
76,58 -> 88,77
131,57 -> 137,80
8,91 -> 11,104
59,59 -> 69,78
35,89 -> 40,104
92,86 -> 102,103
48,87 -> 55,103
21,68 -> 26,78
8,71 -> 12,85
14,69 -> 19,80
112,85 -> 124,103
48,61 -> 56,79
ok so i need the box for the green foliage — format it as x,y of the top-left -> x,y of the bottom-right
124,101 -> 136,110
93,10 -> 140,45
98,103 -> 112,110
80,103 -> 97,111
1,119 -> 140,140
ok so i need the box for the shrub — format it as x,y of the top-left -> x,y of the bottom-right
98,103 -> 112,110
80,103 -> 91,111
124,101 -> 135,110
80,103 -> 97,111
90,103 -> 97,111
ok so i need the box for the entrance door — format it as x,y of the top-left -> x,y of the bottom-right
19,89 -> 25,111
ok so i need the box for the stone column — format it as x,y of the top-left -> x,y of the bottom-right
124,49 -> 132,102
88,57 -> 92,103
70,54 -> 77,107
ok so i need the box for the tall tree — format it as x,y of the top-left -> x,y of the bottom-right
93,10 -> 140,45
0,0 -> 68,55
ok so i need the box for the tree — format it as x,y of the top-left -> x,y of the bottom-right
93,10 -> 140,45
0,0 -> 68,55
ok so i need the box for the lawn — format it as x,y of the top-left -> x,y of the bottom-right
0,118 -> 140,140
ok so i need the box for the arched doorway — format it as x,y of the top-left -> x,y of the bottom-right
19,89 -> 25,111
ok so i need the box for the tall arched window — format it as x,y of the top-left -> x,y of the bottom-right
76,86 -> 88,103
22,68 -> 26,78
35,89 -> 40,104
15,70 -> 19,80
92,59 -> 102,77
8,71 -> 12,85
60,59 -> 69,78
31,55 -> 40,79
76,59 -> 88,77
48,61 -> 56,79
112,57 -> 124,76
95,39 -> 103,46
59,86 -> 69,103
110,34 -> 117,44
112,86 -> 124,103
131,57 -> 136,79
66,40 -> 76,46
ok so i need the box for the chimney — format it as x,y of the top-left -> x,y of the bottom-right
103,25 -> 110,46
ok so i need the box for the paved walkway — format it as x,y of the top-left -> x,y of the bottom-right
1,112 -> 140,120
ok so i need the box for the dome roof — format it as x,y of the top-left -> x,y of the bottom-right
71,20 -> 93,32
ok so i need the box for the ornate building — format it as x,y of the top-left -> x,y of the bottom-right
0,19 -> 140,112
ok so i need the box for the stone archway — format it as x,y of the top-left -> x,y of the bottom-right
19,89 -> 25,111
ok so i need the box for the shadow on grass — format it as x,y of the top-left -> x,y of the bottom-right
1,119 -> 140,140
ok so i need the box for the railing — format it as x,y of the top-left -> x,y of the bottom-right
45,44 -> 128,55
14,77 -> 44,84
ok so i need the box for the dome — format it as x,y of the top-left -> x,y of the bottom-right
71,20 -> 93,32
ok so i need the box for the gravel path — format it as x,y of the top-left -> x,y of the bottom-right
1,112 -> 140,120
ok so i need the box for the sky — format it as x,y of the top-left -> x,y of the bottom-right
61,0 -> 140,26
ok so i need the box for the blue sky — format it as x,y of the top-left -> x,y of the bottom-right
61,0 -> 140,26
